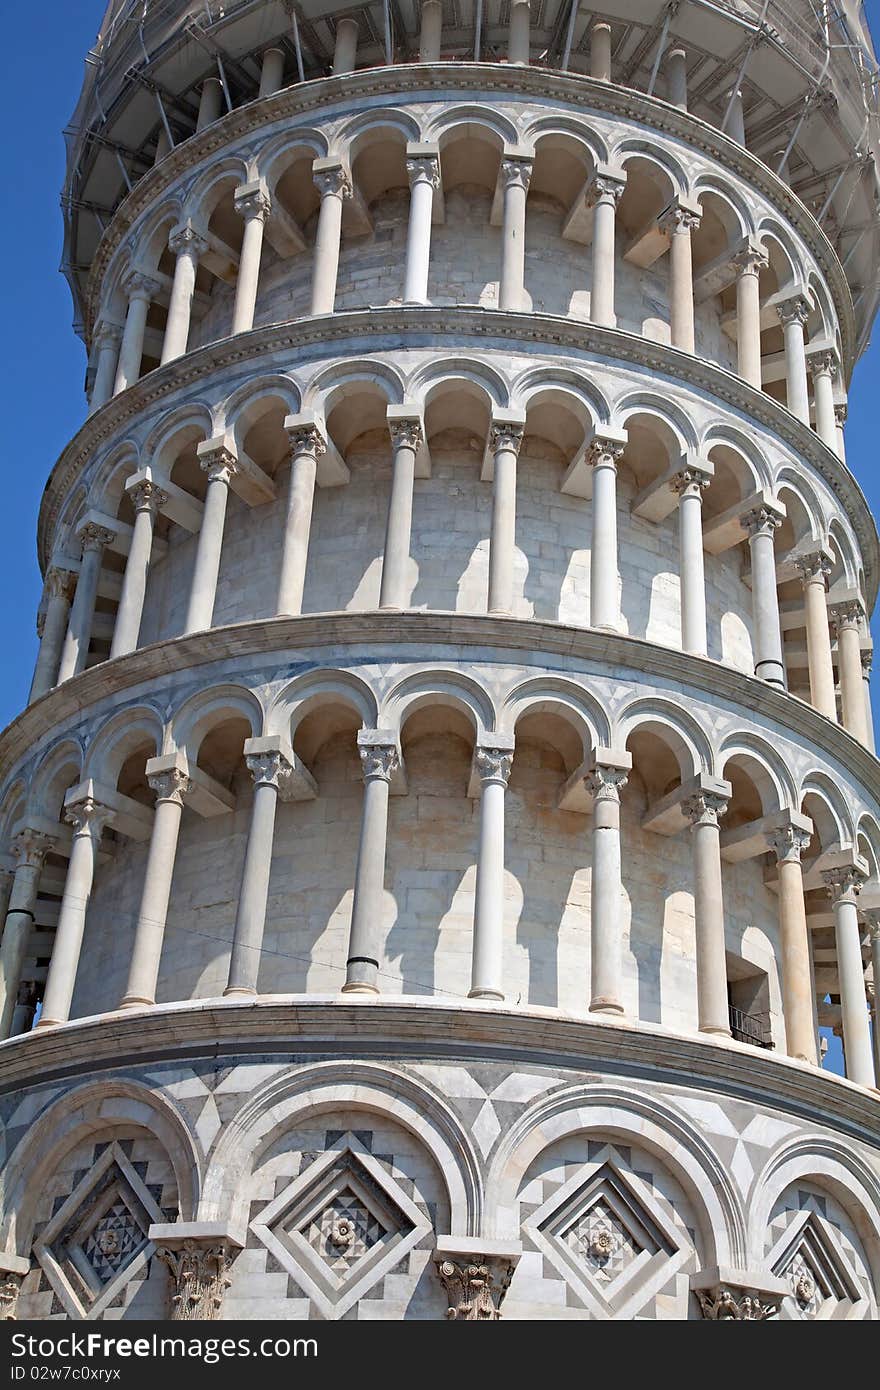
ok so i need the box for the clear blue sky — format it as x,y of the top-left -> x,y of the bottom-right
0,3 -> 876,1072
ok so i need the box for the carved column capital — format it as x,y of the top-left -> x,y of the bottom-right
806,346 -> 839,382
148,768 -> 192,806
584,763 -> 629,804
406,154 -> 441,190
45,566 -> 77,602
586,172 -> 626,208
199,445 -> 238,487
741,505 -> 783,541
244,749 -> 293,794
434,1255 -> 517,1320
671,465 -> 712,500
768,823 -> 812,864
234,185 -> 272,223
730,245 -> 768,279
286,423 -> 327,460
822,862 -> 867,905
128,478 -> 169,517
313,165 -> 352,200
389,416 -> 424,452
78,521 -> 117,554
168,222 -> 209,259
489,421 -> 524,456
11,828 -> 56,870
475,746 -> 514,787
156,1239 -> 238,1321
94,320 -> 124,349
64,796 -> 112,840
499,156 -> 533,193
658,203 -> 701,236
587,434 -> 626,470
122,269 -> 161,303
776,294 -> 811,328
683,790 -> 729,828
359,742 -> 399,783
794,550 -> 832,588
829,599 -> 865,635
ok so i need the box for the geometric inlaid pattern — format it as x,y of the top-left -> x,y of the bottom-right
34,1143 -> 165,1320
251,1133 -> 432,1319
522,1149 -> 692,1320
767,1204 -> 868,1321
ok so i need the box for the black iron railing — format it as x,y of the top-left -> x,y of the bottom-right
729,1005 -> 773,1049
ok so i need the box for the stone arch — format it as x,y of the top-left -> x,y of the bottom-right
82,705 -> 164,788
29,739 -> 85,820
613,139 -> 686,198
798,772 -> 854,850
748,1135 -> 880,1301
255,127 -> 329,196
410,356 -> 509,411
268,668 -> 379,741
827,516 -> 860,591
143,402 -> 215,477
219,374 -> 300,437
614,391 -> 697,453
182,154 -> 251,226
511,365 -> 611,428
199,1062 -> 482,1237
717,732 -> 797,815
170,683 -> 263,761
523,115 -> 608,169
499,676 -> 610,753
425,105 -> 518,147
380,668 -> 496,742
773,467 -> 825,545
0,1078 -> 200,1252
0,778 -> 27,848
617,696 -> 711,786
130,196 -> 185,275
221,376 -> 301,479
488,1084 -> 746,1266
90,439 -> 142,515
856,812 -> 880,881
756,218 -> 803,290
689,172 -> 753,239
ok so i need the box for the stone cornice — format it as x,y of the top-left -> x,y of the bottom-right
80,63 -> 856,369
37,307 -> 880,605
0,998 -> 876,1146
3,613 -> 880,806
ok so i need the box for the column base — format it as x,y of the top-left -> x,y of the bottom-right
340,982 -> 380,996
222,985 -> 257,999
468,987 -> 505,1001
589,998 -> 624,1016
118,995 -> 155,1011
34,1016 -> 62,1030
699,1023 -> 732,1037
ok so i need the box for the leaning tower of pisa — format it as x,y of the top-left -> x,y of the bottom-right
1,0 -> 879,1323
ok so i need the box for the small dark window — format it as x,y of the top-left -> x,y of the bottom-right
726,957 -> 773,1049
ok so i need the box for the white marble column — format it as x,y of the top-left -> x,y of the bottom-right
469,745 -> 514,1001
184,442 -> 237,635
343,738 -> 399,994
660,202 -> 701,353
225,749 -> 292,998
380,414 -> 422,611
277,419 -> 326,617
831,600 -> 870,745
862,649 -> 876,753
29,567 -> 76,703
590,21 -> 612,80
232,182 -> 271,335
667,46 -> 688,108
587,171 -> 625,328
258,46 -> 285,97
508,0 -> 530,64
684,788 -> 731,1036
589,430 -> 627,631
487,417 -> 524,616
110,478 -> 168,659
161,224 -> 208,365
0,830 -> 56,1039
36,797 -> 111,1028
196,76 -> 223,132
57,522 -> 116,683
777,294 -> 811,425
89,323 -> 122,413
807,344 -> 840,453
404,149 -> 440,304
823,862 -> 873,1087
672,462 -> 711,656
732,243 -> 767,388
498,153 -> 533,312
769,822 -> 817,1064
587,759 -> 629,1015
119,765 -> 191,1008
114,272 -> 160,393
865,912 -> 880,1086
419,0 -> 443,60
795,551 -> 836,720
724,88 -> 746,145
743,503 -> 785,688
310,161 -> 352,315
332,16 -> 359,74
834,402 -> 848,464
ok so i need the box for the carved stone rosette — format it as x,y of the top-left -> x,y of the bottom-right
435,1256 -> 517,1320
157,1239 -> 237,1321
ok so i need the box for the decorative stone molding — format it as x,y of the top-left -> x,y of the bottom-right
433,1240 -> 521,1320
150,1224 -> 244,1322
692,1267 -> 788,1320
